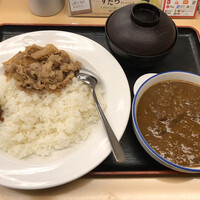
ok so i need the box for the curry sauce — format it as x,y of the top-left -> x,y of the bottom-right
137,80 -> 200,167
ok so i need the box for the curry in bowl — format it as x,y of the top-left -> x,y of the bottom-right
132,71 -> 200,172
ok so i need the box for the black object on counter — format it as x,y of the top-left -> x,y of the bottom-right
105,3 -> 178,67
0,25 -> 199,174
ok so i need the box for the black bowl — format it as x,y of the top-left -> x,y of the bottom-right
105,3 -> 178,68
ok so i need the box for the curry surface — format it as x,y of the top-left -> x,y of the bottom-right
137,80 -> 200,167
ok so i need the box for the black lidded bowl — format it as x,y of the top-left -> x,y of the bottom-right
105,3 -> 178,68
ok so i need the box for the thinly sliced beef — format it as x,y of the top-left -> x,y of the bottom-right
0,107 -> 3,122
3,44 -> 81,93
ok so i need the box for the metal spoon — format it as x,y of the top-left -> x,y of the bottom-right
77,72 -> 126,163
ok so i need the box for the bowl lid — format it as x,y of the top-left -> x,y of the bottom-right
106,3 -> 177,56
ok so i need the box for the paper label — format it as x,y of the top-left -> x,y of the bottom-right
68,0 -> 162,16
91,0 -> 161,14
163,0 -> 199,17
68,0 -> 92,14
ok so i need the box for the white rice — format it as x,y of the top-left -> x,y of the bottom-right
0,75 -> 105,159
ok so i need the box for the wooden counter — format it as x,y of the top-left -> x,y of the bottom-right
0,0 -> 200,32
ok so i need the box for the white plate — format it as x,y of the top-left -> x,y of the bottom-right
0,31 -> 131,189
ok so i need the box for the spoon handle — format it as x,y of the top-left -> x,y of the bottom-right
92,88 -> 126,163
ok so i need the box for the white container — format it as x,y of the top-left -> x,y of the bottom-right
132,71 -> 200,173
28,0 -> 65,17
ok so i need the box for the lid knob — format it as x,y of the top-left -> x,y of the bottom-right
131,3 -> 160,27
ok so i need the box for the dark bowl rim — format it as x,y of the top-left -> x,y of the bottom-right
105,6 -> 178,58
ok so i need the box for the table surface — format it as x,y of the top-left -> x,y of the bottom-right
1,0 -> 200,199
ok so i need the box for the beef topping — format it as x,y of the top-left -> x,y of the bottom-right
3,44 -> 81,93
0,106 -> 4,122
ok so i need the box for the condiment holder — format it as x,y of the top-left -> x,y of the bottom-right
28,0 -> 65,17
